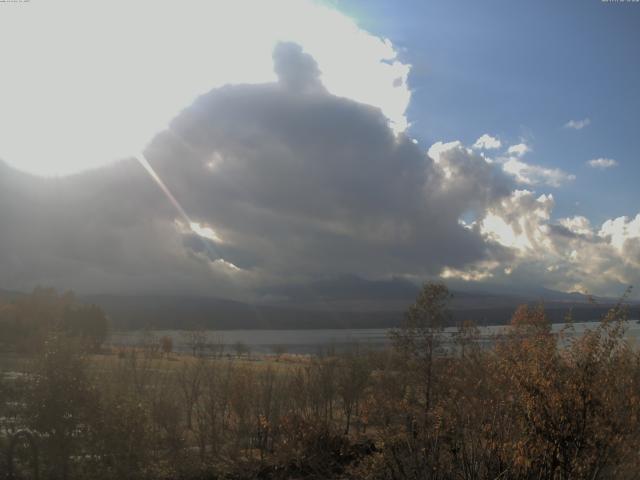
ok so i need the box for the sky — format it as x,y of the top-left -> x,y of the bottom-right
335,0 -> 640,224
0,0 -> 639,301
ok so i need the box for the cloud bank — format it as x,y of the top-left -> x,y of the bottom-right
0,43 -> 509,298
0,44 -> 636,300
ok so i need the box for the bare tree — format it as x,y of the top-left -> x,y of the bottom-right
183,329 -> 209,357
389,282 -> 450,427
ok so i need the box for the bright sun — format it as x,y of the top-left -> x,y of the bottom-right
0,0 -> 410,176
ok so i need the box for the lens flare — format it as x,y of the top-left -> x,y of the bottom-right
135,153 -> 237,271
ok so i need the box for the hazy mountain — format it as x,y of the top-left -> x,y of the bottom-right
78,277 -> 635,330
4,278 -> 633,331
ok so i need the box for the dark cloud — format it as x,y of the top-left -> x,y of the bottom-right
0,158 -> 230,295
0,42 -> 512,298
273,42 -> 326,94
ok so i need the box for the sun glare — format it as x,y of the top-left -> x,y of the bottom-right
0,0 -> 410,176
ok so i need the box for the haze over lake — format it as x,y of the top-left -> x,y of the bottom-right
108,320 -> 640,355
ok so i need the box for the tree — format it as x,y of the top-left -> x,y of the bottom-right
178,360 -> 204,430
160,335 -> 173,357
25,334 -> 96,478
0,289 -> 108,353
61,303 -> 109,352
495,298 -> 640,479
337,351 -> 371,434
234,340 -> 250,358
184,329 -> 209,357
390,282 -> 450,412
271,344 -> 287,360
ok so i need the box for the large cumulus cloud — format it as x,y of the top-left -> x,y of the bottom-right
143,43 -> 515,286
0,43 -> 511,298
1,43 -> 636,300
454,190 -> 640,297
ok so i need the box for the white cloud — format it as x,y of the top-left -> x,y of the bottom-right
458,189 -> 640,297
480,190 -> 554,253
432,139 -> 639,297
503,158 -> 576,187
587,158 -> 618,169
428,141 -> 466,162
506,143 -> 530,157
473,134 -> 502,150
440,265 -> 496,282
599,215 -> 640,252
188,221 -> 223,244
559,216 -> 593,237
564,118 -> 591,130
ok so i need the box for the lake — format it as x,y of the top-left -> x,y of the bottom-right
108,319 -> 640,355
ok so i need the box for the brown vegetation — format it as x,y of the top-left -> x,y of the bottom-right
1,284 -> 639,479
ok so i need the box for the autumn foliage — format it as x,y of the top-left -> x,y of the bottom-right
1,284 -> 640,479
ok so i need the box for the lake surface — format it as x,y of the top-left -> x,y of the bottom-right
108,320 -> 640,355
109,328 -> 391,355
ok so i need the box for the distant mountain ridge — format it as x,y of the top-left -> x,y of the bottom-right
2,282 -> 635,330
80,283 -> 634,330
